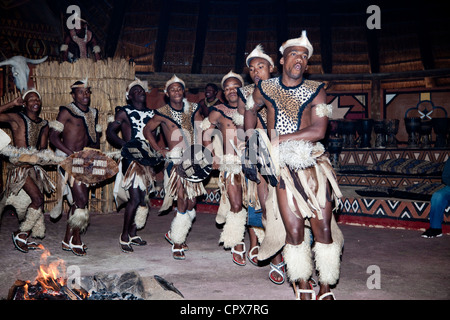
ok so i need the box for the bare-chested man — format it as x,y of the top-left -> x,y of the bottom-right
143,75 -> 205,260
246,31 -> 344,300
0,90 -> 55,253
49,80 -> 101,256
238,44 -> 286,285
106,79 -> 157,253
202,71 -> 249,266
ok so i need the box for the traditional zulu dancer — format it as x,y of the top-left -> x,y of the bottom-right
198,83 -> 221,118
246,31 -> 344,300
202,71 -> 251,266
49,80 -> 103,256
60,16 -> 101,62
106,79 -> 159,253
143,75 -> 205,260
238,44 -> 286,284
0,90 -> 56,253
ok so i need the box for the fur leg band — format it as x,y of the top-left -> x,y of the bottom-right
31,213 -> 46,238
219,208 -> 247,249
170,211 -> 193,244
20,207 -> 44,238
251,226 -> 265,244
283,241 -> 313,283
135,205 -> 149,229
187,208 -> 196,222
68,208 -> 90,232
313,241 -> 342,286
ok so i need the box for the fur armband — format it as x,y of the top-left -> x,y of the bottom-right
96,124 -> 102,133
60,44 -> 68,52
315,103 -> 333,118
232,112 -> 244,126
200,117 -> 212,131
245,94 -> 256,111
93,45 -> 101,53
49,120 -> 64,132
107,115 -> 115,124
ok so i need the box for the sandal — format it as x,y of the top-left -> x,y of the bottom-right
231,242 -> 246,266
119,234 -> 133,253
165,231 -> 189,251
172,244 -> 185,260
247,246 -> 259,266
12,231 -> 29,253
129,235 -> 147,246
293,282 -> 316,300
269,261 -> 286,285
317,292 -> 335,300
69,236 -> 87,256
62,240 -> 87,252
27,241 -> 40,250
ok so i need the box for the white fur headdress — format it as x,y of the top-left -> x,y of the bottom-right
22,89 -> 41,100
126,77 -> 147,99
221,70 -> 244,89
279,30 -> 313,59
246,44 -> 274,67
70,77 -> 90,89
164,74 -> 185,93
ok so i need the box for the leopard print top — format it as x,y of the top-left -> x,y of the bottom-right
210,103 -> 238,121
155,100 -> 199,144
258,77 -> 324,135
238,84 -> 267,128
18,113 -> 48,148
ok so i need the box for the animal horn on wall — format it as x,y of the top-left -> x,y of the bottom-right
25,56 -> 48,64
0,55 -> 48,92
0,58 -> 17,67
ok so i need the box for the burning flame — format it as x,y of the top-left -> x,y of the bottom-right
35,245 -> 67,294
12,245 -> 89,300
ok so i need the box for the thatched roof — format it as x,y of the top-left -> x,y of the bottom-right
1,0 -> 449,90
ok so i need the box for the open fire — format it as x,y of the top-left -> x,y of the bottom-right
8,245 -> 89,300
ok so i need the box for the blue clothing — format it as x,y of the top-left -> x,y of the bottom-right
429,160 -> 450,229
429,186 -> 450,229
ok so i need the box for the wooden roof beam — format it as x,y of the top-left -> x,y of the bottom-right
234,0 -> 249,73
191,0 -> 210,74
276,0 -> 288,62
105,0 -> 127,58
153,0 -> 173,72
366,28 -> 380,74
320,1 -> 333,74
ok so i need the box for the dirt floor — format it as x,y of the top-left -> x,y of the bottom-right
1,206 -> 449,301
